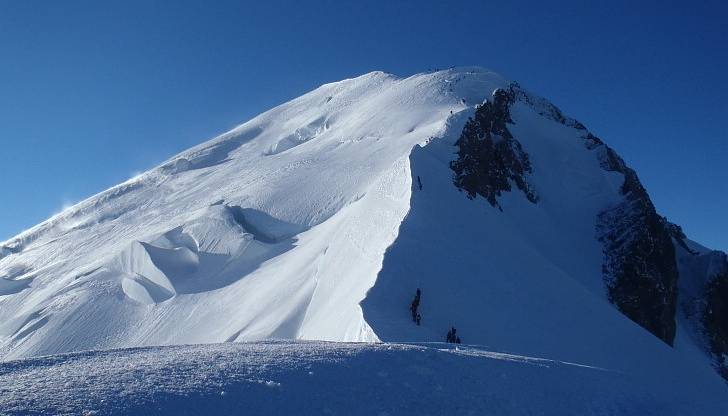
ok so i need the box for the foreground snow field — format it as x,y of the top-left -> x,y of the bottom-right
1,341 -> 726,416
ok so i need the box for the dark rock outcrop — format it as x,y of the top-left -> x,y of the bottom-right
679,246 -> 728,382
594,144 -> 679,345
704,264 -> 728,380
501,82 -> 680,346
451,80 -> 727,381
508,82 -> 680,346
452,82 -> 680,346
450,87 -> 538,209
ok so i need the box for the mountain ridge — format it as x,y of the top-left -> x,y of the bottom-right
0,67 -> 726,396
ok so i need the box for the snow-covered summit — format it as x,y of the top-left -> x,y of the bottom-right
1,67 -> 726,402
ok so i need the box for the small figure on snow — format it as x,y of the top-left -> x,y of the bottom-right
446,327 -> 458,343
410,288 -> 421,323
417,176 -> 423,191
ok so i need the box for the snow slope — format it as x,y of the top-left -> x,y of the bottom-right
0,67 -> 726,402
2,341 -> 726,416
0,68 -> 507,357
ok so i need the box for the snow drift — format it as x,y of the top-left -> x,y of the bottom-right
0,67 -> 726,405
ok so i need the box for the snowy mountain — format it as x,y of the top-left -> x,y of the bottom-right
1,67 -> 726,409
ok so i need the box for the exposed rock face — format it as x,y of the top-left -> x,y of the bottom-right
675,238 -> 728,382
451,83 -> 680,346
593,144 -> 679,345
450,87 -> 538,209
520,91 -> 682,346
704,264 -> 728,380
509,82 -> 680,346
514,84 -> 680,346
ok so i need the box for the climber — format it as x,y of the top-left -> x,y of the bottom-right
446,327 -> 457,343
410,288 -> 421,323
417,176 -> 423,190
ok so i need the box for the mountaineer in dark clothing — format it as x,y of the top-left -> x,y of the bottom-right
417,176 -> 423,190
446,327 -> 458,343
410,288 -> 421,323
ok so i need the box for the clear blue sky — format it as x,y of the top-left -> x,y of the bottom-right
1,0 -> 726,251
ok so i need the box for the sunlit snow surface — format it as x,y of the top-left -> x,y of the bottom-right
0,68 -> 505,357
1,67 -> 727,408
2,341 -> 726,416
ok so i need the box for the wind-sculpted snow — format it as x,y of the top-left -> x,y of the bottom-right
0,265 -> 33,296
263,115 -> 331,156
113,205 -> 301,304
160,126 -> 265,174
0,67 -> 726,397
1,341 -> 727,416
0,68 -> 508,359
0,277 -> 32,297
